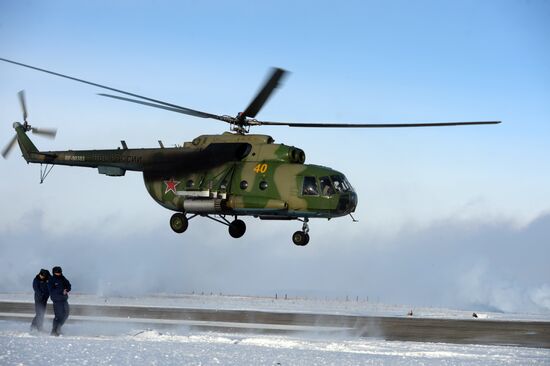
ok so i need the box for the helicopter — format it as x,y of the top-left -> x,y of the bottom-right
0,58 -> 500,246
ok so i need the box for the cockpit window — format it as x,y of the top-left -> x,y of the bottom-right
319,176 -> 335,196
331,175 -> 352,192
331,175 -> 344,192
302,176 -> 319,196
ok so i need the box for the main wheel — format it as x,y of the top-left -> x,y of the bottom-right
228,219 -> 246,238
292,231 -> 310,246
170,213 -> 188,233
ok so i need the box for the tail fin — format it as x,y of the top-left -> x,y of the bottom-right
14,123 -> 39,161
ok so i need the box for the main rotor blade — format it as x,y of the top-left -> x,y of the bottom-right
0,58 -> 218,121
1,134 -> 18,159
18,90 -> 28,123
98,94 -> 226,121
256,120 -> 501,128
241,68 -> 287,119
31,127 -> 57,138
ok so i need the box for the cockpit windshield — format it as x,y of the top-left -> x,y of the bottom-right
331,175 -> 353,193
301,174 -> 353,197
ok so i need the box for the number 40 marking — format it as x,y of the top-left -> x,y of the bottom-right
254,163 -> 268,174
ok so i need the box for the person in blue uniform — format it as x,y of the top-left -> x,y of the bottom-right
48,266 -> 71,336
30,268 -> 50,331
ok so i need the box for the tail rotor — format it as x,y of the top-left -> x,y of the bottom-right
2,90 -> 57,158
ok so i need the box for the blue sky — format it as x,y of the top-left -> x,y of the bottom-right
1,1 -> 549,312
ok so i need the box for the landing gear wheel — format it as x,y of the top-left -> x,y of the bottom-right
228,219 -> 246,238
170,213 -> 188,233
292,231 -> 310,246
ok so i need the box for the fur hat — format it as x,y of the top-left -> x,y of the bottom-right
39,269 -> 50,278
52,266 -> 62,274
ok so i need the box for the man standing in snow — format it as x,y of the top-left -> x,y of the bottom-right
31,268 -> 50,331
48,266 -> 71,336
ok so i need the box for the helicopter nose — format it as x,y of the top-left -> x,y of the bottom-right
349,192 -> 358,212
336,192 -> 358,215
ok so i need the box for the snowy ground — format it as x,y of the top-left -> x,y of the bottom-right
2,320 -> 550,366
1,293 -> 549,365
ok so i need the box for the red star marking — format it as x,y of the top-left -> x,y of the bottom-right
164,178 -> 180,195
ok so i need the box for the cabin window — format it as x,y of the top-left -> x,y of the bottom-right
319,176 -> 335,196
302,176 -> 319,196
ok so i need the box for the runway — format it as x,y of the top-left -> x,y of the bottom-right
1,300 -> 549,348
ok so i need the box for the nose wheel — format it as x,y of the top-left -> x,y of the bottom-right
228,219 -> 246,238
292,218 -> 310,246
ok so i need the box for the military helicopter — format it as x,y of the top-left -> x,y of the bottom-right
0,58 -> 500,245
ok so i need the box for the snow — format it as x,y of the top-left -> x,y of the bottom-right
1,320 -> 550,366
1,293 -> 549,365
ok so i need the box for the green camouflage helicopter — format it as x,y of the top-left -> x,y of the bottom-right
1,58 -> 500,245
